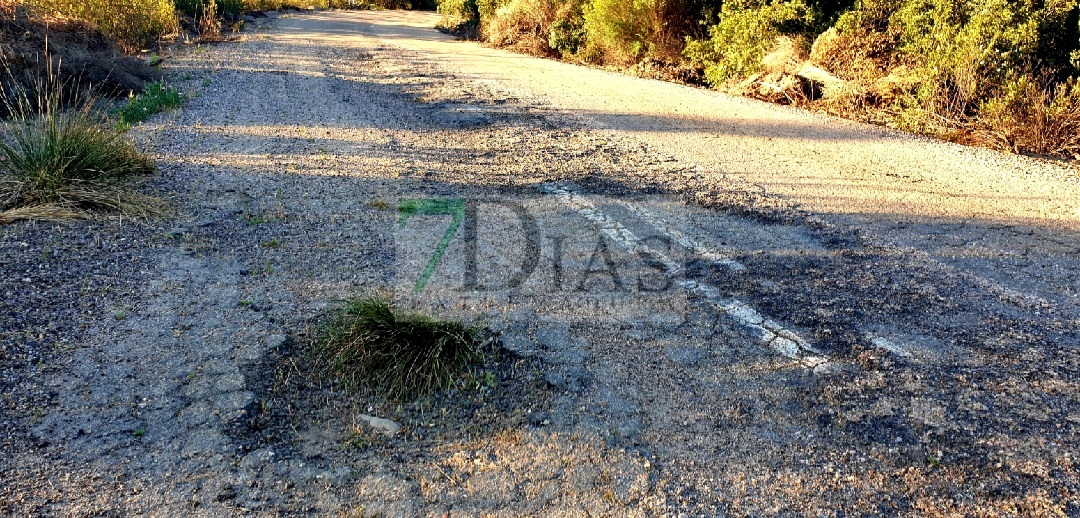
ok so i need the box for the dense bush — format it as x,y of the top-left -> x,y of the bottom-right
819,0 -> 1080,145
438,0 -> 500,34
24,0 -> 178,50
548,12 -> 586,56
892,0 -> 1049,124
979,75 -> 1080,158
479,0 -> 584,56
441,0 -> 684,61
581,0 -> 661,64
683,0 -> 815,85
484,0 -> 559,54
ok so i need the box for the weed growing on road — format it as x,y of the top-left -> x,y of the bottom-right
0,91 -> 161,224
244,213 -> 268,225
314,297 -> 485,400
366,199 -> 391,210
116,81 -> 185,128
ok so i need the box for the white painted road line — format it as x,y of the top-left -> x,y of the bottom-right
866,334 -> 914,359
541,183 -> 828,368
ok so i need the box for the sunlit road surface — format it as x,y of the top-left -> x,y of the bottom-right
281,11 -> 1080,227
3,9 -> 1077,515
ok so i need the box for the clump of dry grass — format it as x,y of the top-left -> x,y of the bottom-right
313,297 -> 487,400
0,77 -> 162,224
484,0 -> 560,56
978,76 -> 1080,159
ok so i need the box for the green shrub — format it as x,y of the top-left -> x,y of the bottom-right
684,0 -> 815,86
582,0 -> 661,64
25,0 -> 179,50
894,0 -> 1044,124
440,0 -> 502,36
548,15 -> 586,56
820,0 -> 1079,136
437,0 -> 482,28
314,297 -> 485,400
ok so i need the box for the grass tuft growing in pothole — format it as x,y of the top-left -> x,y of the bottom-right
314,297 -> 486,401
0,90 -> 161,224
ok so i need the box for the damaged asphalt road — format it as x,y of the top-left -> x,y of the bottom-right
1,9 -> 1078,516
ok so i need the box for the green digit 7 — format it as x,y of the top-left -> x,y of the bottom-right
397,198 -> 466,293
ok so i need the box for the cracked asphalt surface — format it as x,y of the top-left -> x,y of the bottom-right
1,9 -> 1078,516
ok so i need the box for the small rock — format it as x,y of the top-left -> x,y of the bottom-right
358,414 -> 400,437
813,362 -> 842,376
528,411 -> 551,427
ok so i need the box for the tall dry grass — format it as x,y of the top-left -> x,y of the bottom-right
0,68 -> 163,224
21,0 -> 179,50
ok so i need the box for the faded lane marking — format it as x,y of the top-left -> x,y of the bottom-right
541,183 -> 828,368
617,201 -> 747,273
865,333 -> 914,359
626,203 -> 932,364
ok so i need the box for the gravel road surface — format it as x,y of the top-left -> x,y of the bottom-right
1,9 -> 1077,516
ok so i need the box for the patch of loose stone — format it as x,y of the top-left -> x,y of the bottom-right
540,182 -> 828,368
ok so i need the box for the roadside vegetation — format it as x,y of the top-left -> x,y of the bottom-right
22,0 -> 180,50
0,1 -> 157,111
439,0 -> 1080,158
10,0 -> 435,55
116,81 -> 186,128
2,0 -> 437,225
0,1 -> 170,224
0,86 -> 162,223
313,297 -> 491,400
